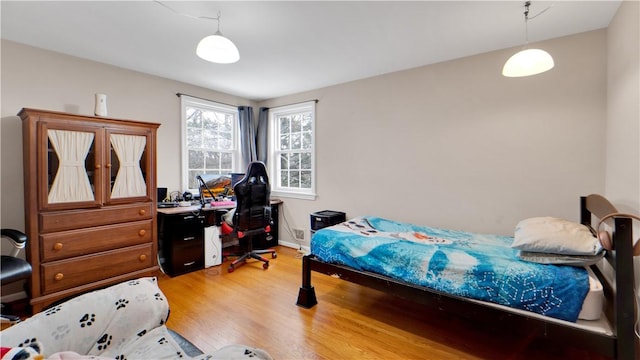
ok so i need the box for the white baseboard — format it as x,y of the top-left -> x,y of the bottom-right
1,291 -> 27,303
278,240 -> 310,253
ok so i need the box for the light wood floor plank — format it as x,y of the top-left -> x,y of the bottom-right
158,246 -> 609,360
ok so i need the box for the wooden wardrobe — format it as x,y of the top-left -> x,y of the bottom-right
20,108 -> 160,312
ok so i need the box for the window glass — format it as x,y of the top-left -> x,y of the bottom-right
269,101 -> 316,200
181,96 -> 238,192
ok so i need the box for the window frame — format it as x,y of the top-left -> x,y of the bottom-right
268,101 -> 316,200
180,95 -> 240,194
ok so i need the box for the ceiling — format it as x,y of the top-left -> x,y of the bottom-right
0,1 -> 622,101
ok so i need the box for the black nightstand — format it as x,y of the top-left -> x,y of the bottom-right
310,210 -> 346,236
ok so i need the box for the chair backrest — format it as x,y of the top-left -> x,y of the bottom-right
232,162 -> 271,232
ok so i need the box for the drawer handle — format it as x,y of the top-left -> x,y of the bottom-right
106,163 -> 112,168
183,236 -> 195,241
138,229 -> 146,237
139,254 -> 147,262
139,209 -> 146,216
54,273 -> 64,281
95,164 -> 101,170
184,261 -> 195,266
53,242 -> 64,251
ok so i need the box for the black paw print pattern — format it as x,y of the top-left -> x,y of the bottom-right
115,354 -> 127,360
52,324 -> 70,341
79,313 -> 96,327
18,337 -> 40,352
115,298 -> 129,310
96,333 -> 112,351
157,337 -> 168,345
245,349 -> 259,358
153,292 -> 164,302
127,279 -> 140,286
137,329 -> 147,337
44,305 -> 63,316
175,351 -> 184,358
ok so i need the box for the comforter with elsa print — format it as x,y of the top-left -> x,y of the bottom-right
310,216 -> 589,322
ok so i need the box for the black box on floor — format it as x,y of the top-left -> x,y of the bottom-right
310,210 -> 346,231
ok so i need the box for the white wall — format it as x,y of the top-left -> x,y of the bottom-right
261,29 -> 608,244
606,1 -> 640,215
1,40 -> 254,232
605,0 -> 640,287
2,28 -> 610,249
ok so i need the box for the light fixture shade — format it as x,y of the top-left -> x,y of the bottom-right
502,48 -> 554,77
196,32 -> 240,64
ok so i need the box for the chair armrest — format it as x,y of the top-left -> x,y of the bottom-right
1,229 -> 28,248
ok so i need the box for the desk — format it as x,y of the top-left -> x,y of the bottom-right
157,200 -> 282,276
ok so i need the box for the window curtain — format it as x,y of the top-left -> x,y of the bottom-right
110,134 -> 147,198
256,107 -> 269,165
47,129 -> 95,203
238,106 -> 256,170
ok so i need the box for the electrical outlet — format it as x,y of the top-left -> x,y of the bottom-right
293,228 -> 305,240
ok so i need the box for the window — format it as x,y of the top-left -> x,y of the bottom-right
269,101 -> 316,200
181,96 -> 239,192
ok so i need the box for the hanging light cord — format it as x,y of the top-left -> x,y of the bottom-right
527,2 -> 554,20
154,0 -> 222,25
524,1 -> 553,44
521,2 -> 553,44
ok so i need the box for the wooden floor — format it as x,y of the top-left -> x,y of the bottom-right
158,246 -> 610,360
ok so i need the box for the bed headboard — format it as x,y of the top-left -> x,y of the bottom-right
580,194 -> 637,359
581,194 -> 618,224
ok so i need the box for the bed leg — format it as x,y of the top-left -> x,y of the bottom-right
296,254 -> 318,308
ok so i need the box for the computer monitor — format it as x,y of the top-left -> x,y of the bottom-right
230,173 -> 245,187
198,174 -> 232,201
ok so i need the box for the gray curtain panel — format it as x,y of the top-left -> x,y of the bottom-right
256,107 -> 269,165
238,106 -> 256,170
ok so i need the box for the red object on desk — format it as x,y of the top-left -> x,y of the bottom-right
211,200 -> 236,207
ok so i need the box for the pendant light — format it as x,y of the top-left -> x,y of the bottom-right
196,12 -> 240,64
502,1 -> 554,77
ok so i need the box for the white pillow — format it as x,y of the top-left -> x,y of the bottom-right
512,217 -> 602,255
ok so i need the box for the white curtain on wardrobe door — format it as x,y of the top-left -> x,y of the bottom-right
47,129 -> 95,203
110,134 -> 147,198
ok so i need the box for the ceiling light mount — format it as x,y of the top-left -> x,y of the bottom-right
196,11 -> 240,64
155,1 -> 239,64
502,1 -> 554,77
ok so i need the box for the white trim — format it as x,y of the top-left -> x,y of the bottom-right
268,101 -> 316,200
180,95 -> 240,193
278,239 -> 310,254
271,190 -> 316,201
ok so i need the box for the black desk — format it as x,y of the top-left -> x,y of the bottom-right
157,200 -> 281,276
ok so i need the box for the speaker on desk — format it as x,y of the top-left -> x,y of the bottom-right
157,187 -> 168,202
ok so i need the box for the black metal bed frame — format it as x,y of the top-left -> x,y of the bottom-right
296,195 -> 637,359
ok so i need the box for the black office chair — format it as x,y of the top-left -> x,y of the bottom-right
1,229 -> 32,323
220,162 -> 277,273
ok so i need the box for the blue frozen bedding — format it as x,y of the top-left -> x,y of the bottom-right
311,216 -> 590,322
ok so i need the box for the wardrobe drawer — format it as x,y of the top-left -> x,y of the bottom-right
40,203 -> 153,233
41,244 -> 154,294
40,220 -> 152,261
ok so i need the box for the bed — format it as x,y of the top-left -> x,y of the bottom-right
296,194 -> 637,359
